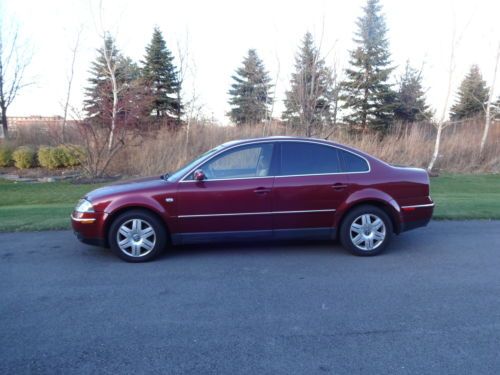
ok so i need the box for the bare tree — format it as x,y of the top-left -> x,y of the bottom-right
427,30 -> 458,172
263,53 -> 280,137
428,11 -> 475,172
76,78 -> 152,178
60,28 -> 82,142
427,44 -> 454,172
0,25 -> 31,139
99,34 -> 120,151
479,41 -> 500,156
174,32 -> 200,158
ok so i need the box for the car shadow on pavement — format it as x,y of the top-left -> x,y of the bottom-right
78,228 -> 423,263
163,239 -> 348,260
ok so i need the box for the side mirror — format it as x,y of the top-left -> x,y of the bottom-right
194,169 -> 206,181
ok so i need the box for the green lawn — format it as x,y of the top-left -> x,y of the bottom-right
0,180 -> 103,232
430,174 -> 500,220
0,174 -> 499,232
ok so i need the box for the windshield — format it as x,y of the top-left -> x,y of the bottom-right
166,146 -> 222,182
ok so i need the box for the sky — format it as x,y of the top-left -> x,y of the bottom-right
2,0 -> 500,123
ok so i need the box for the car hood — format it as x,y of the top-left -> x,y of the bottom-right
86,176 -> 169,202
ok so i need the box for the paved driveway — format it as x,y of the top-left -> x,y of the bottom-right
1,221 -> 500,374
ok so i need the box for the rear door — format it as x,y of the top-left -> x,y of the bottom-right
272,141 -> 350,237
176,142 -> 276,241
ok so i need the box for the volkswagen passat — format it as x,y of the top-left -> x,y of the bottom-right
72,137 -> 434,262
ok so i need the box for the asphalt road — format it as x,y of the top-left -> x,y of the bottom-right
1,221 -> 500,375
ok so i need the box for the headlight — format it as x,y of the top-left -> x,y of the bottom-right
75,199 -> 94,213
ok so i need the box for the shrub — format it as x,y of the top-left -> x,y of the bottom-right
50,146 -> 68,168
13,146 -> 36,169
38,145 -> 84,169
60,145 -> 84,167
0,145 -> 14,167
37,146 -> 54,169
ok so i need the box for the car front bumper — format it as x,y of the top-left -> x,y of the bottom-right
71,211 -> 107,247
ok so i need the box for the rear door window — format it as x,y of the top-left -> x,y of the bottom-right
280,142 -> 341,176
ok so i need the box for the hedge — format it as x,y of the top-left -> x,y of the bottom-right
37,145 -> 84,169
12,146 -> 36,169
0,145 -> 13,167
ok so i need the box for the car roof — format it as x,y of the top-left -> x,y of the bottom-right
220,136 -> 363,154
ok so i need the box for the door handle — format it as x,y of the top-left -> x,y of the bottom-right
253,187 -> 271,194
332,183 -> 348,191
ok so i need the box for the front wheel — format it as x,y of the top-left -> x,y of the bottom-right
339,205 -> 393,256
108,209 -> 167,262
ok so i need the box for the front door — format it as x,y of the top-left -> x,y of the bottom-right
272,141 -> 350,238
176,142 -> 275,242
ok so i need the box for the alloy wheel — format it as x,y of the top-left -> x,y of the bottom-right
116,219 -> 156,257
349,213 -> 386,251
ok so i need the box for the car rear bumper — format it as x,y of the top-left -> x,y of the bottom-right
400,201 -> 434,233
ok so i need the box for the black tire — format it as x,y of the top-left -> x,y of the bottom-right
108,209 -> 167,262
339,205 -> 393,256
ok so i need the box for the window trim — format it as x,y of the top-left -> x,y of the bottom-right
179,139 -> 371,183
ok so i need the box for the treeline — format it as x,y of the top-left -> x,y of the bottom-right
227,0 -> 499,134
81,0 -> 499,137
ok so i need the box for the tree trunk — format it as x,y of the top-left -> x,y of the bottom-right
108,82 -> 117,151
0,105 -> 8,139
427,122 -> 443,172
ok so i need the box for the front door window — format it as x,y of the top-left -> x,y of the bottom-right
187,143 -> 273,180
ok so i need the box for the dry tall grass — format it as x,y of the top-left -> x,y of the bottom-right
113,119 -> 500,176
5,118 -> 499,176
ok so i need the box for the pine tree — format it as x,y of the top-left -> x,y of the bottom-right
450,65 -> 489,120
340,0 -> 395,132
394,62 -> 431,123
282,32 -> 335,135
142,27 -> 182,123
494,96 -> 500,120
227,49 -> 273,125
84,35 -> 139,124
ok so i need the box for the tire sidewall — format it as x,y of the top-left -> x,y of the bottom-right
340,205 -> 393,256
108,210 -> 167,262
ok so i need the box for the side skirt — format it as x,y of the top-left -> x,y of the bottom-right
171,227 -> 336,245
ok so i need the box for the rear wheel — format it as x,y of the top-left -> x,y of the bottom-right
340,205 -> 393,256
108,209 -> 167,262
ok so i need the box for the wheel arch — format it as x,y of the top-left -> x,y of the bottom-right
103,205 -> 171,247
336,198 -> 402,235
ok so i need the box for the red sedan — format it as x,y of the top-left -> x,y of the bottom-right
72,137 -> 434,262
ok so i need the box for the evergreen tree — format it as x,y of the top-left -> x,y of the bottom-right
142,27 -> 182,123
394,62 -> 431,123
494,96 -> 500,119
450,65 -> 489,120
340,0 -> 395,132
227,49 -> 273,125
84,35 -> 139,124
282,32 -> 335,135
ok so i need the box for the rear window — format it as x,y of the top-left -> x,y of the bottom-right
339,149 -> 369,172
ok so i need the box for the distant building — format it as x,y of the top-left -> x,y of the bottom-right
8,116 -> 66,130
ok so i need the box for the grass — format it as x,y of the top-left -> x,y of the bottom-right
0,174 -> 499,232
430,174 -> 500,220
0,180 -> 103,232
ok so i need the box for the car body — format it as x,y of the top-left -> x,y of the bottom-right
72,136 -> 434,262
